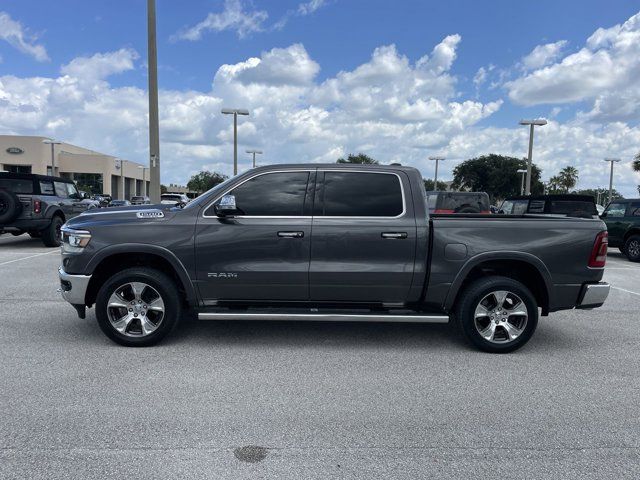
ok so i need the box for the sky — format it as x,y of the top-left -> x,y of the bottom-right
0,0 -> 639,196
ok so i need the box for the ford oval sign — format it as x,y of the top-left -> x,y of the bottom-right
6,147 -> 24,154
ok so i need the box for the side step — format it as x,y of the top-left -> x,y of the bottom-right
198,311 -> 449,323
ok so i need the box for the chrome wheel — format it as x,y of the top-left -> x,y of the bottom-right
474,290 -> 528,344
107,282 -> 165,337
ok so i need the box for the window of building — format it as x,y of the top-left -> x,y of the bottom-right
320,172 -> 403,217
2,164 -> 32,174
72,173 -> 103,195
207,171 -> 310,216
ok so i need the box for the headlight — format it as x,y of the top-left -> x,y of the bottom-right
61,227 -> 91,254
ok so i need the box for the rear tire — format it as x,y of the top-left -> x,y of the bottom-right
454,276 -> 538,353
624,235 -> 640,262
41,216 -> 63,247
95,267 -> 182,347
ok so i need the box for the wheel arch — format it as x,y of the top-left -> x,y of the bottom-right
444,252 -> 552,315
84,244 -> 198,308
623,228 -> 640,242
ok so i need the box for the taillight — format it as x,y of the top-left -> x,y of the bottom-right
588,231 -> 608,268
33,200 -> 41,214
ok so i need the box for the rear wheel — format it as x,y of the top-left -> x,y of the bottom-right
455,276 -> 538,353
624,235 -> 640,262
41,216 -> 63,247
95,267 -> 182,347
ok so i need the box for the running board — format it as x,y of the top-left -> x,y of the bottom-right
197,311 -> 449,323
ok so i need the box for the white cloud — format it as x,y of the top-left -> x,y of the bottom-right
60,48 -> 139,82
0,11 -> 49,62
507,12 -> 640,108
297,0 -> 329,15
1,38 -> 639,197
521,40 -> 567,70
171,0 -> 268,41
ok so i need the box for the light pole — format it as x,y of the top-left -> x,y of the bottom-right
138,165 -> 148,196
117,159 -> 127,200
246,149 -> 263,168
428,156 -> 445,188
42,139 -> 62,176
147,0 -> 161,203
517,169 -> 527,195
221,108 -> 249,175
519,119 -> 547,195
603,158 -> 621,205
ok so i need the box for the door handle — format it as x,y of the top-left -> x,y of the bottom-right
278,231 -> 304,238
381,232 -> 408,239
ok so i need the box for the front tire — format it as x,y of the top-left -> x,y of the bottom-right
42,216 -> 63,247
95,267 -> 182,346
624,235 -> 640,262
454,276 -> 538,353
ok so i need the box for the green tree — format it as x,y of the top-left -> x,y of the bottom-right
423,179 -> 448,191
187,171 -> 228,193
550,166 -> 579,193
574,188 -> 623,205
634,153 -> 640,195
336,153 -> 379,164
451,154 -> 544,202
160,184 -> 168,194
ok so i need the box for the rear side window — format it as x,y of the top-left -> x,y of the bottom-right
628,202 -> 640,216
213,171 -> 310,216
0,178 -> 34,194
320,172 -> 403,217
550,201 -> 596,215
39,181 -> 55,195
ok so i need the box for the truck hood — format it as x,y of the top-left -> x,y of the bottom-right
64,204 -> 180,230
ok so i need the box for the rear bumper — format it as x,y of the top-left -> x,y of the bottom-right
576,282 -> 610,309
58,266 -> 91,306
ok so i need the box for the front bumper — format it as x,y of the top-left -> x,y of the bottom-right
576,282 -> 610,309
58,266 -> 91,306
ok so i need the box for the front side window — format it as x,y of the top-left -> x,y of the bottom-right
65,183 -> 79,198
209,171 -> 310,216
605,202 -> 627,218
320,172 -> 403,217
54,181 -> 68,198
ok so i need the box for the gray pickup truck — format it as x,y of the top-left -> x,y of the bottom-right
58,164 -> 610,352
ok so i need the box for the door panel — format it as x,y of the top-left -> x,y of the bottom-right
309,171 -> 417,303
195,170 -> 314,302
195,217 -> 311,300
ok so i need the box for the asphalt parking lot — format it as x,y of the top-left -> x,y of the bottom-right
1,233 -> 639,479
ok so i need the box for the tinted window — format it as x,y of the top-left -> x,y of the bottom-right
0,178 -> 33,194
528,200 -> 546,213
550,200 -> 597,215
321,172 -> 403,217
628,202 -> 640,217
605,202 -> 626,218
39,181 -> 55,195
65,183 -> 79,198
503,200 -> 529,215
219,171 -> 310,216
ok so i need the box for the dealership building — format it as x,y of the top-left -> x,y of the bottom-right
0,135 -> 148,199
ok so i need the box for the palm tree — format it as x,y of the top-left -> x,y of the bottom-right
557,166 -> 579,193
634,153 -> 640,196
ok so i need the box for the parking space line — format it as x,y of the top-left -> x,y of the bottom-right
0,251 -> 58,266
611,286 -> 640,296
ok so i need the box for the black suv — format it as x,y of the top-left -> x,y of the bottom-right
0,172 -> 94,247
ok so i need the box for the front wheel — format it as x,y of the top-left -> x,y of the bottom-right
454,276 -> 538,353
95,267 -> 182,346
42,216 -> 63,247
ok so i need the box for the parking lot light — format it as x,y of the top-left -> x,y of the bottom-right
519,119 -> 547,195
246,150 -> 263,168
42,139 -> 62,176
428,156 -> 445,188
222,108 -> 250,176
517,169 -> 527,195
603,158 -> 621,205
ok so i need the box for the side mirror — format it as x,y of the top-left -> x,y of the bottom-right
215,194 -> 238,217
